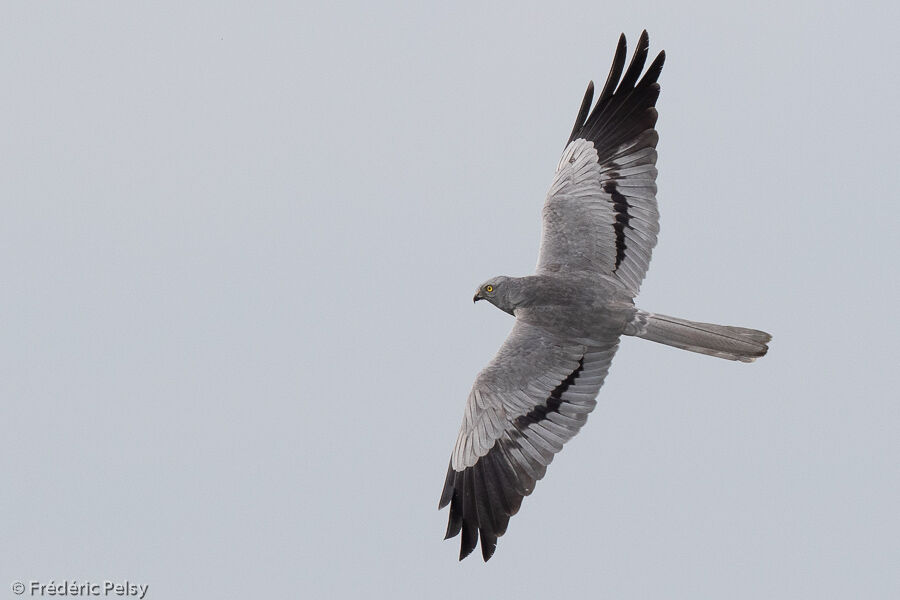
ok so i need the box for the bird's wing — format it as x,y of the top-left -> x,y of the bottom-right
439,320 -> 619,561
537,31 -> 665,295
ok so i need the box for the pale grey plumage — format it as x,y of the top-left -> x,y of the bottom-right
440,31 -> 771,562
540,135 -> 660,293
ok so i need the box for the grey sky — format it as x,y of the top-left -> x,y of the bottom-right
1,2 -> 898,599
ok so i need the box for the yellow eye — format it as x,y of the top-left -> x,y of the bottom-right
485,285 -> 493,293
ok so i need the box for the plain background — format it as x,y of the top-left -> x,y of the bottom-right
2,2 -> 898,599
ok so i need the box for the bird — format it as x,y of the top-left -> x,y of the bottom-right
438,31 -> 772,562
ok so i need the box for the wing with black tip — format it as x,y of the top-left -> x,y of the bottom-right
439,321 -> 618,561
538,31 -> 665,295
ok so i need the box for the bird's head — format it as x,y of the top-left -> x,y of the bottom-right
473,276 -> 516,315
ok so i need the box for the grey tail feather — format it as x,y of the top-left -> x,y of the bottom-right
627,310 -> 771,363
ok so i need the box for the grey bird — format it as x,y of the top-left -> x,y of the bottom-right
439,31 -> 772,562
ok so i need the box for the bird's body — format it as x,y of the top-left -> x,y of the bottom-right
440,31 -> 771,562
485,274 -> 633,344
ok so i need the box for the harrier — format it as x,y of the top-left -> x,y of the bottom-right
439,31 -> 771,561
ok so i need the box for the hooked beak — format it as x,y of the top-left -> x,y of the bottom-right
473,291 -> 483,303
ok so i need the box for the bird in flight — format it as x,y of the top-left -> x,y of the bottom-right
439,31 -> 771,562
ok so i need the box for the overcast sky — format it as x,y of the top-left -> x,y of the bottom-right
1,2 -> 898,599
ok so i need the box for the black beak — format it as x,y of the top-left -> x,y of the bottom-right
473,292 -> 482,303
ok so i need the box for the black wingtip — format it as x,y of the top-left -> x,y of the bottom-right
596,33 -> 629,106
567,31 -> 664,148
639,50 -> 666,87
480,531 -> 498,561
459,520 -> 478,560
438,462 -> 454,509
619,31 -> 650,92
444,520 -> 462,541
567,80 -> 595,146
442,466 -> 463,539
656,49 -> 666,66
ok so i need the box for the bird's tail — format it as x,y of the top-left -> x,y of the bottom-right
627,310 -> 771,362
